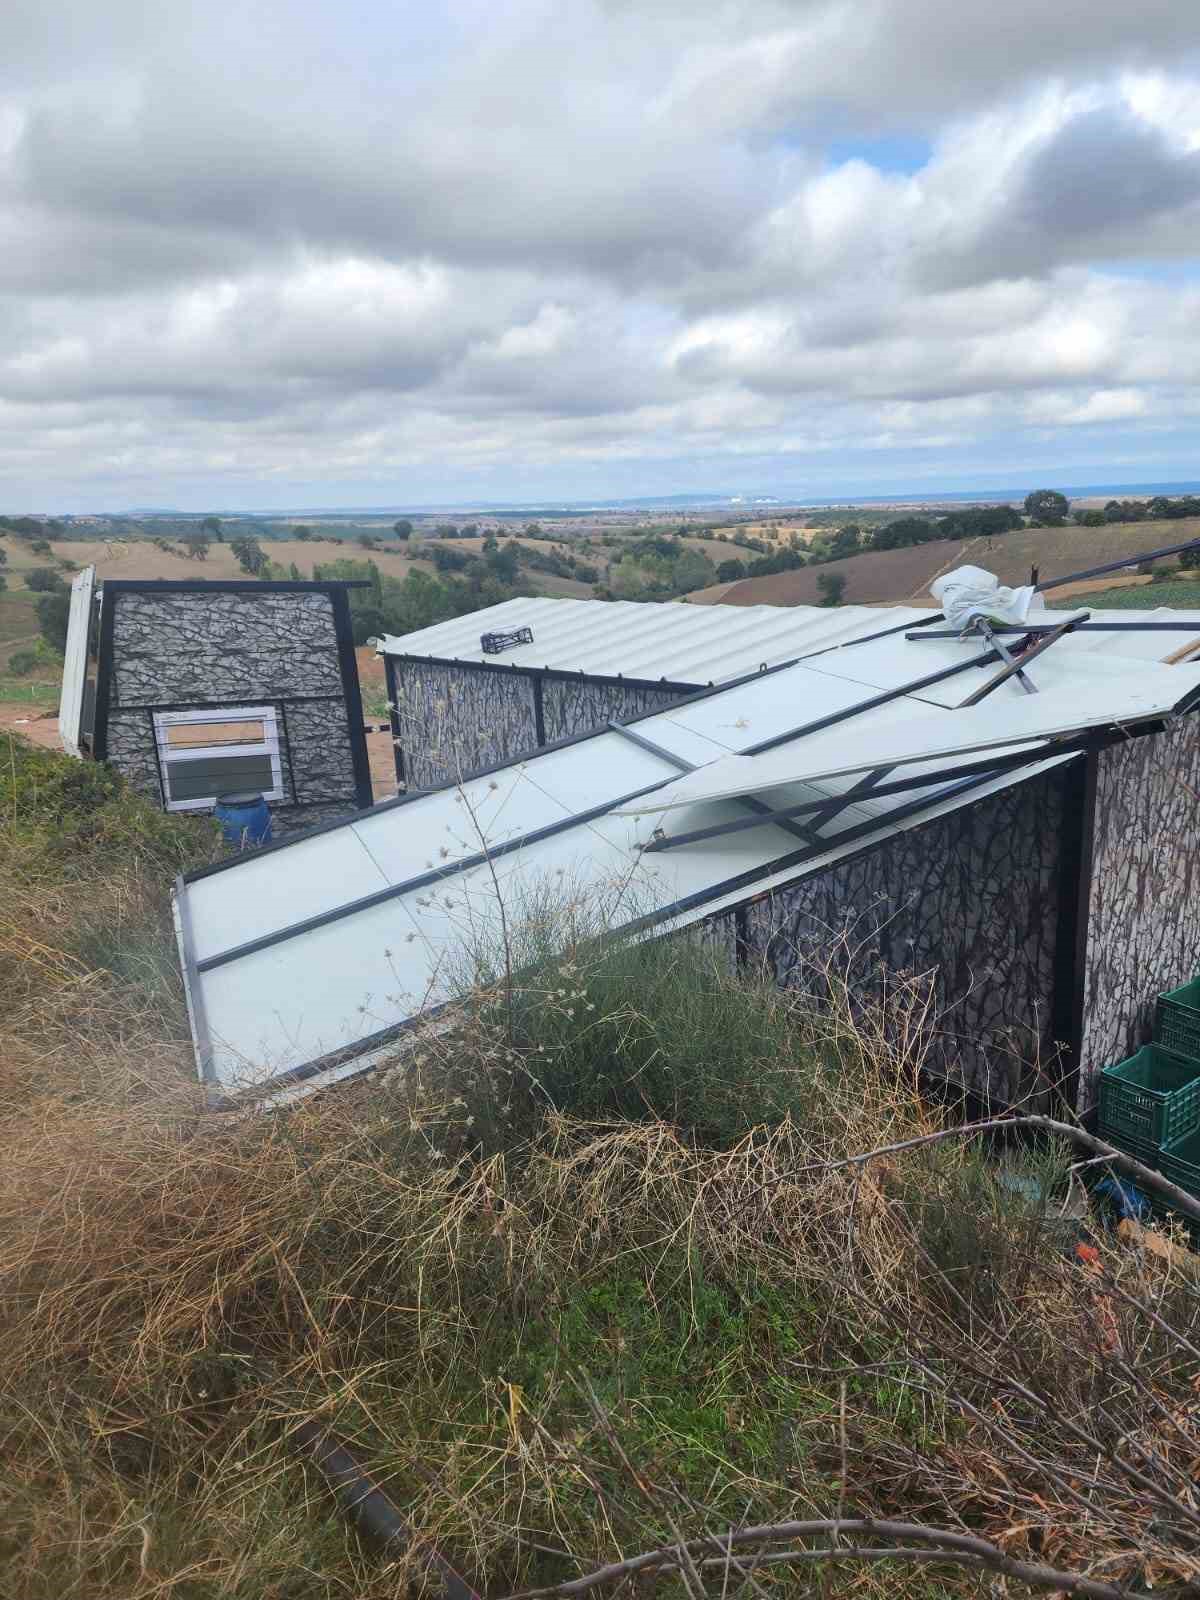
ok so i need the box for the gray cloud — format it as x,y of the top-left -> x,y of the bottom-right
0,0 -> 1199,506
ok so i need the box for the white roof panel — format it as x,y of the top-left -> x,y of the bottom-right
378,596 -> 932,685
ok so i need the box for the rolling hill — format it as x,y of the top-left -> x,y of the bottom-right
689,518 -> 1200,608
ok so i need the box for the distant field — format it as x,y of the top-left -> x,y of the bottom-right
0,530 -> 597,602
706,521 -> 822,546
1084,579 -> 1200,609
691,519 -> 1200,608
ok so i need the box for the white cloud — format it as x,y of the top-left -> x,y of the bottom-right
0,0 -> 1198,506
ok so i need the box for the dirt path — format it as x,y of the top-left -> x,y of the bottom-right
0,701 -> 60,749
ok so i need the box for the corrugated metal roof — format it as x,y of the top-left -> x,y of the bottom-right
377,596 -> 935,684
175,603 -> 1200,1102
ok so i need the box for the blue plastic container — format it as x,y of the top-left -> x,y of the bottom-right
214,790 -> 273,849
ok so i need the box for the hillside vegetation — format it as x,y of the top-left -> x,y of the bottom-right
693,518 -> 1200,607
3,736 -> 1200,1599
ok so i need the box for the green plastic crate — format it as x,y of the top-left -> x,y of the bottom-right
1161,1125 -> 1200,1202
1098,1044 -> 1200,1155
1157,979 -> 1200,1065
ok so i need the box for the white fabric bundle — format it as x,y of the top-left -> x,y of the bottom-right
929,564 -> 1047,630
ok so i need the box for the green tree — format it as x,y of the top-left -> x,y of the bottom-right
830,523 -> 862,558
199,515 -> 223,542
25,566 -> 67,593
392,519 -> 412,541
229,535 -> 268,576
817,572 -> 847,607
716,558 -> 746,583
1023,489 -> 1070,526
35,590 -> 71,652
182,530 -> 210,561
0,573 -> 6,593
293,525 -> 313,541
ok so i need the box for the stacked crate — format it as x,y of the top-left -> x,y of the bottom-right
1098,979 -> 1200,1236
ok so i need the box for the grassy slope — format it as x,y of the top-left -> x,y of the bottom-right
688,518 -> 1200,607
2,738 -> 1199,1598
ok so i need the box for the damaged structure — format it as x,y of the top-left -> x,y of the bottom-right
58,572 -> 372,831
174,585 -> 1200,1115
377,596 -> 915,789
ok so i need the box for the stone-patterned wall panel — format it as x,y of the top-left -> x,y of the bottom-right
395,663 -> 538,789
541,679 -> 687,743
283,701 -> 359,805
106,709 -> 163,807
741,772 -> 1067,1105
1079,717 -> 1200,1092
111,592 -> 342,705
270,802 -> 355,837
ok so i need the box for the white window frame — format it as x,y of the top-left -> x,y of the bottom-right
152,705 -> 284,812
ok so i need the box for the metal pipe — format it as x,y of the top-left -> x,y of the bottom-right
292,1421 -> 481,1600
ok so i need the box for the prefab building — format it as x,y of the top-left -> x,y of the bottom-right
378,596 -> 933,789
59,572 -> 372,832
174,603 -> 1200,1112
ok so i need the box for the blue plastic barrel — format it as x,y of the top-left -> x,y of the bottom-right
214,790 -> 273,848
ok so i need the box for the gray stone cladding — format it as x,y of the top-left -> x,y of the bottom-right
702,768 -> 1067,1108
393,659 -> 690,790
103,589 -> 360,825
111,591 -> 342,706
1079,715 -> 1200,1093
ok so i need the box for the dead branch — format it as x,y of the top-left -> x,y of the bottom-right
500,1516 -> 1153,1600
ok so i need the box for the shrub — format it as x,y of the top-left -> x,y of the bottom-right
24,566 -> 66,593
7,649 -> 37,676
35,590 -> 71,652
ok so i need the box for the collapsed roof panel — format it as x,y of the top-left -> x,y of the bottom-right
176,600 -> 1200,1103
618,665 -> 1200,816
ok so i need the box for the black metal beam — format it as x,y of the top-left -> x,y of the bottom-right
639,743 -> 1097,855
799,609 -> 945,657
626,768 -> 1013,938
605,719 -> 693,773
743,647 -> 1000,756
606,720 -> 819,844
194,776 -> 675,974
906,622 -> 1200,639
89,582 -> 118,762
1035,536 -> 1200,593
957,614 -> 1087,707
98,578 -> 373,593
330,588 -> 374,811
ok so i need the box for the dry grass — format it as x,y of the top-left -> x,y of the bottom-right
2,739 -> 1200,1599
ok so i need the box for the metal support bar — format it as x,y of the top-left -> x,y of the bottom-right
957,614 -> 1088,707
977,620 -> 1037,695
906,622 -> 1200,639
607,720 -> 819,844
195,775 -> 675,974
743,647 -> 1000,757
606,720 -> 693,773
640,744 -> 1091,855
1035,536 -> 1200,593
629,768 -> 1012,931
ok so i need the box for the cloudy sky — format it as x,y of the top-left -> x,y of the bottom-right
2,0 -> 1199,511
